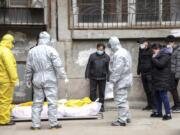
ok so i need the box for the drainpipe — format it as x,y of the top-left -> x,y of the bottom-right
56,0 -> 59,41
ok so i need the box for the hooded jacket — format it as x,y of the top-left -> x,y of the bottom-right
137,47 -> 153,75
152,47 -> 172,91
171,45 -> 180,78
26,31 -> 67,88
108,37 -> 133,89
0,34 -> 19,84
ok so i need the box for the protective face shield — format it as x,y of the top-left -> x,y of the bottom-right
96,50 -> 104,55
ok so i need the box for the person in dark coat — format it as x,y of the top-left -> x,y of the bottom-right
166,35 -> 180,112
137,38 -> 155,110
85,43 -> 110,112
150,44 -> 172,120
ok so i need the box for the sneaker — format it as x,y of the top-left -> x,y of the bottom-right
111,120 -> 126,126
150,112 -> 162,118
50,124 -> 62,129
162,114 -> 172,121
30,126 -> 41,130
0,120 -> 16,126
142,106 -> 152,111
172,107 -> 180,113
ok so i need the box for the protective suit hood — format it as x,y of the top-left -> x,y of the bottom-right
38,31 -> 51,46
0,34 -> 14,49
108,36 -> 122,52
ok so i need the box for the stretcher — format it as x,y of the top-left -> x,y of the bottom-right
13,113 -> 103,122
12,98 -> 104,122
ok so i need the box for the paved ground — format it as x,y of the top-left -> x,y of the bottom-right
1,109 -> 180,135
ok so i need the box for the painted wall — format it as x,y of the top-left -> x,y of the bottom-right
6,0 -> 180,105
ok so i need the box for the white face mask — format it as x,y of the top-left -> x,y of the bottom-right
167,44 -> 172,48
97,50 -> 104,55
140,44 -> 146,49
167,44 -> 173,53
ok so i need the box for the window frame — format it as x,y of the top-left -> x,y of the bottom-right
7,0 -> 32,8
70,0 -> 180,29
73,0 -> 127,23
5,0 -> 46,8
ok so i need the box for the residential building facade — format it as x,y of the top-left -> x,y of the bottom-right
1,0 -> 180,104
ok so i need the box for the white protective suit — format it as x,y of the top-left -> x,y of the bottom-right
108,36 -> 133,123
25,31 -> 67,128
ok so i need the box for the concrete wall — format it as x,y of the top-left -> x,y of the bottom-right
53,0 -> 180,103
8,0 -> 180,104
57,39 -> 146,101
57,39 -> 180,102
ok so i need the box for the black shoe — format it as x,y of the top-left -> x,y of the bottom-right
50,124 -> 62,129
30,126 -> 41,130
150,112 -> 162,118
0,120 -> 16,126
100,107 -> 105,112
127,119 -> 131,123
111,120 -> 126,126
172,106 -> 180,113
142,106 -> 152,111
162,114 -> 172,121
171,105 -> 177,110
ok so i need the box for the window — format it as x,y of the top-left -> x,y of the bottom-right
136,0 -> 180,22
0,0 -> 7,7
70,0 -> 180,29
0,0 -> 45,25
104,0 -> 128,22
78,0 -> 101,22
136,0 -> 159,22
0,0 -> 44,8
163,0 -> 180,21
9,0 -> 30,7
77,0 -> 127,23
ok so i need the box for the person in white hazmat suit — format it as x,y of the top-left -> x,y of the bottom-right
108,36 -> 133,126
25,31 -> 69,130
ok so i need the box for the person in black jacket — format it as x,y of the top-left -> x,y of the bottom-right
137,38 -> 155,110
166,35 -> 180,112
150,44 -> 172,120
85,43 -> 110,112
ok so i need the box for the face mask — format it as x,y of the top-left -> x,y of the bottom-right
97,50 -> 104,55
167,44 -> 172,48
140,44 -> 146,49
166,45 -> 173,53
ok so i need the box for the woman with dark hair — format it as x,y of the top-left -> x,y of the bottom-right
150,43 -> 172,120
